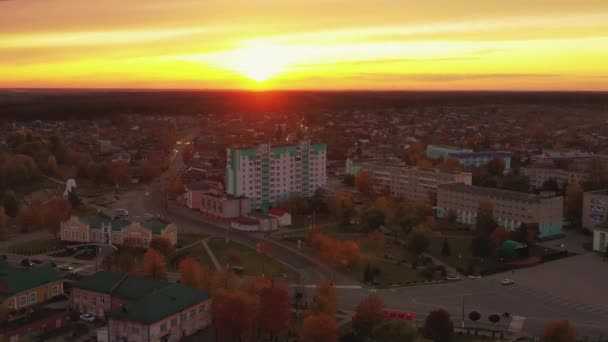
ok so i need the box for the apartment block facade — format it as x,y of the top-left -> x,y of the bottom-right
437,183 -> 563,238
521,166 -> 590,190
426,145 -> 511,171
359,161 -> 472,201
225,140 -> 327,211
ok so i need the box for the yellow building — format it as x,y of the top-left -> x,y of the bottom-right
60,213 -> 177,247
0,259 -> 64,316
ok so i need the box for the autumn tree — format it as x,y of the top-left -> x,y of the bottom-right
227,249 -> 241,267
299,313 -> 338,342
167,177 -> 185,200
312,280 -> 339,316
0,206 -> 6,241
149,237 -> 175,256
213,290 -> 257,341
16,201 -> 45,233
43,197 -> 71,237
2,190 -> 20,217
142,248 -> 167,280
372,320 -> 417,342
259,283 -> 291,338
108,162 -> 131,186
182,144 -> 194,165
355,170 -> 374,194
368,229 -> 385,251
564,183 -> 583,226
179,256 -> 207,290
241,275 -> 271,297
141,157 -> 162,182
102,250 -> 138,274
211,268 -> 238,294
490,227 -> 512,246
423,309 -> 454,342
353,295 -> 385,338
486,157 -> 505,177
46,155 -> 60,176
540,320 -> 576,342
361,208 -> 385,232
438,158 -> 462,172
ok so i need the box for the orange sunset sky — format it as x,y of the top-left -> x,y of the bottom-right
1,0 -> 608,90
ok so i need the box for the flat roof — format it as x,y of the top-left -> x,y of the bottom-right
438,183 -> 553,202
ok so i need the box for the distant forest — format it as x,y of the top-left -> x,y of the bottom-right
0,90 -> 607,119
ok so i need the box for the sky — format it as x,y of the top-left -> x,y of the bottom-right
1,0 -> 608,90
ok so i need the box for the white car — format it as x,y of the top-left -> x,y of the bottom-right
58,264 -> 74,271
145,192 -> 150,196
80,313 -> 95,322
446,275 -> 461,281
501,278 -> 515,285
468,275 -> 482,279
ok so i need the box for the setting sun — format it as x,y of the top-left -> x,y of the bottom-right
226,45 -> 289,82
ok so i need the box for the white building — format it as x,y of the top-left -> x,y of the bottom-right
521,167 -> 590,190
225,140 -> 327,211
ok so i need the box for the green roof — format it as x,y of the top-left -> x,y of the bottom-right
108,284 -> 210,324
141,218 -> 170,234
80,212 -> 132,231
72,271 -> 172,300
0,260 -> 62,296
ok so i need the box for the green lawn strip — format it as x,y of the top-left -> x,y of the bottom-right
167,243 -> 214,271
7,238 -> 67,255
177,232 -> 208,248
207,238 -> 300,282
427,235 -> 502,274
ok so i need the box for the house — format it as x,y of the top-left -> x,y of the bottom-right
72,272 -> 211,342
200,193 -> 251,221
1,309 -> 70,342
60,213 -> 177,247
593,223 -> 608,253
268,208 -> 292,226
582,189 -> 608,232
184,180 -> 223,209
0,259 -> 64,317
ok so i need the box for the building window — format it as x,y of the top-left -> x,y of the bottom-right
181,313 -> 188,321
29,292 -> 36,304
20,295 -> 27,307
160,323 -> 167,332
91,297 -> 96,306
171,318 -> 177,327
190,309 -> 196,318
51,285 -> 59,296
100,296 -> 105,304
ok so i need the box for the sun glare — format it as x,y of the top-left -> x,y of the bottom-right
226,45 -> 289,82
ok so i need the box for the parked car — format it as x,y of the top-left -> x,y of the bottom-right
31,259 -> 44,264
501,278 -> 515,285
468,275 -> 482,279
446,275 -> 461,281
21,259 -> 33,267
80,313 -> 95,322
58,264 -> 74,271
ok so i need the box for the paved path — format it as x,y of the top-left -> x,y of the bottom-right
201,239 -> 221,270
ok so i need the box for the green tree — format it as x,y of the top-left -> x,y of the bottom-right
471,235 -> 495,259
475,201 -> 497,235
372,320 -> 417,342
423,309 -> 454,342
407,229 -> 430,263
564,183 -> 583,226
441,238 -> 451,257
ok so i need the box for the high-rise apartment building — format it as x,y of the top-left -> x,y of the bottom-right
225,140 -> 326,211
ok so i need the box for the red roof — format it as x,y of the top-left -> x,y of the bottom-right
269,208 -> 288,217
383,310 -> 415,321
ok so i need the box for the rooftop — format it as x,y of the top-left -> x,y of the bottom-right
108,284 -> 210,324
141,217 -> 172,234
438,183 -> 551,202
72,271 -> 173,301
80,212 -> 132,231
0,260 -> 62,300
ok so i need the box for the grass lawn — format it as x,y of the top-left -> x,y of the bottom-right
6,238 -> 67,255
177,233 -> 208,248
428,235 -> 503,275
207,238 -> 300,283
168,243 -> 214,271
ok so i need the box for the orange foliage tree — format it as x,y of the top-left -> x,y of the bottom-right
541,320 -> 576,342
355,170 -> 374,194
16,201 -> 45,233
300,313 -> 338,342
241,275 -> 272,297
259,283 -> 291,338
179,256 -> 208,290
149,236 -> 175,256
491,227 -> 512,246
211,268 -> 238,294
312,280 -> 339,316
143,248 -> 167,280
307,227 -> 361,268
213,290 -> 257,341
353,295 -> 385,338
43,197 -> 71,237
109,162 -> 131,186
